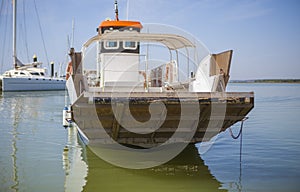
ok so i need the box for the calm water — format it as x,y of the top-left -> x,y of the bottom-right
0,84 -> 299,192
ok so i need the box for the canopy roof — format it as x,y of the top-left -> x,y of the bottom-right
83,31 -> 195,50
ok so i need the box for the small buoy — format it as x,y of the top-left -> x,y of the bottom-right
63,106 -> 69,127
67,104 -> 72,120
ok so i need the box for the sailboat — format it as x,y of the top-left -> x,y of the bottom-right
0,0 -> 65,92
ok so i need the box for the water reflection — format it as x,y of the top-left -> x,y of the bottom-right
64,126 -> 226,192
1,91 -> 66,192
1,92 -> 31,191
2,84 -> 299,191
63,126 -> 88,192
10,95 -> 23,192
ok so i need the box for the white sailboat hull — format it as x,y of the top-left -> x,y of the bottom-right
2,77 -> 65,91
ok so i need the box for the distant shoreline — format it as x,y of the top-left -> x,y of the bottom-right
230,79 -> 300,83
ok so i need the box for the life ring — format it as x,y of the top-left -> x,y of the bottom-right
66,61 -> 73,80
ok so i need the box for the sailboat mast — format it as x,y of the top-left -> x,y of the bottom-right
12,0 -> 17,68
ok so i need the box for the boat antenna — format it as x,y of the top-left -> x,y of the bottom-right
71,18 -> 75,48
126,0 -> 129,20
115,0 -> 119,21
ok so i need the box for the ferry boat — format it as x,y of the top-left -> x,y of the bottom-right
66,1 -> 254,158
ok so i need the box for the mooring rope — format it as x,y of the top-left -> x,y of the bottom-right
229,117 -> 248,192
229,117 -> 248,139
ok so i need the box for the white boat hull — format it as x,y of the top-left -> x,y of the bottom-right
2,77 -> 66,91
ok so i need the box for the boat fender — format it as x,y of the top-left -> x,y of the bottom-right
63,106 -> 69,127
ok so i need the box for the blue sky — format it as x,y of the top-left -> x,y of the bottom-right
0,0 -> 299,80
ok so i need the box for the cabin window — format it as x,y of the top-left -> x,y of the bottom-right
123,41 -> 137,50
20,72 -> 25,75
14,72 -> 18,75
30,72 -> 40,76
103,41 -> 119,49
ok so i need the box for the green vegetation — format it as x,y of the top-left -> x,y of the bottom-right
230,79 -> 300,83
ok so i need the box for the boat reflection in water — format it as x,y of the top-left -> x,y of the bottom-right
63,126 -> 226,192
63,126 -> 88,192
